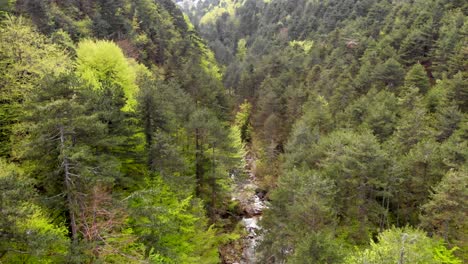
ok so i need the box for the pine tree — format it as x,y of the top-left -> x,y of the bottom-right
421,167 -> 468,253
446,73 -> 468,113
372,58 -> 405,89
405,63 -> 431,94
187,107 -> 235,220
394,139 -> 445,225
127,177 -> 220,263
22,74 -> 121,261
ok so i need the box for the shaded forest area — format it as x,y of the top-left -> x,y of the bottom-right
0,0 -> 467,263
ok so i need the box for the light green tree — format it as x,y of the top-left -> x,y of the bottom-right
127,177 -> 220,264
0,16 -> 69,156
75,39 -> 138,112
0,159 -> 70,263
344,227 -> 462,264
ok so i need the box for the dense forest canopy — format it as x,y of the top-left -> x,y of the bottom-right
182,0 -> 467,262
0,0 -> 467,263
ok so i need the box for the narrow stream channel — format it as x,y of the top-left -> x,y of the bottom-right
232,153 -> 267,264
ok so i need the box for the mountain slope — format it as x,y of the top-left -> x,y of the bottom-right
184,0 -> 468,262
0,0 -> 243,262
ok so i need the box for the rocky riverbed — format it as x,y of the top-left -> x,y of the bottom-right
232,153 -> 267,264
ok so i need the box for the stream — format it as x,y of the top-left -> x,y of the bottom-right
231,153 -> 267,264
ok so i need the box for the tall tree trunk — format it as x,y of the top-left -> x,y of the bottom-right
195,128 -> 203,196
358,181 -> 367,240
144,100 -> 154,171
59,126 -> 78,243
210,146 -> 216,221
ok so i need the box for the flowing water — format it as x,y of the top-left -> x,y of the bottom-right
231,154 -> 267,264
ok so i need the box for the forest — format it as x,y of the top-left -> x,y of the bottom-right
0,0 -> 466,263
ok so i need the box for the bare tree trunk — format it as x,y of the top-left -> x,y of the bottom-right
398,234 -> 407,264
385,191 -> 391,229
195,128 -> 203,196
144,100 -> 154,172
210,146 -> 216,221
380,194 -> 386,231
399,247 -> 405,264
358,181 -> 367,238
60,126 -> 78,243
443,219 -> 449,243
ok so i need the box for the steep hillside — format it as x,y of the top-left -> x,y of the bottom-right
185,0 -> 468,262
0,0 -> 243,263
0,0 -> 466,263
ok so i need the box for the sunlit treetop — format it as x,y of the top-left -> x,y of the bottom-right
75,39 -> 139,112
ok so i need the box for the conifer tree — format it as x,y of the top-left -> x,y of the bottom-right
22,74 -> 121,261
405,63 -> 431,94
421,167 -> 468,252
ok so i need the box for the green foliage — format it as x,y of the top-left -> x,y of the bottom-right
344,227 -> 462,264
434,246 -> 463,264
445,72 -> 468,112
261,127 -> 391,261
0,0 -> 15,15
237,38 -> 247,61
19,72 -> 143,262
199,0 -> 239,25
421,167 -> 468,257
127,177 -> 220,264
235,100 -> 253,143
373,58 -> 405,89
259,169 -> 337,262
186,106 -> 241,220
0,159 -> 70,263
3,0 -> 467,262
341,88 -> 398,141
405,63 -> 431,94
0,15 -> 70,157
0,0 -> 241,262
289,40 -> 314,53
75,39 -> 138,111
288,231 -> 347,264
162,0 -> 467,261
